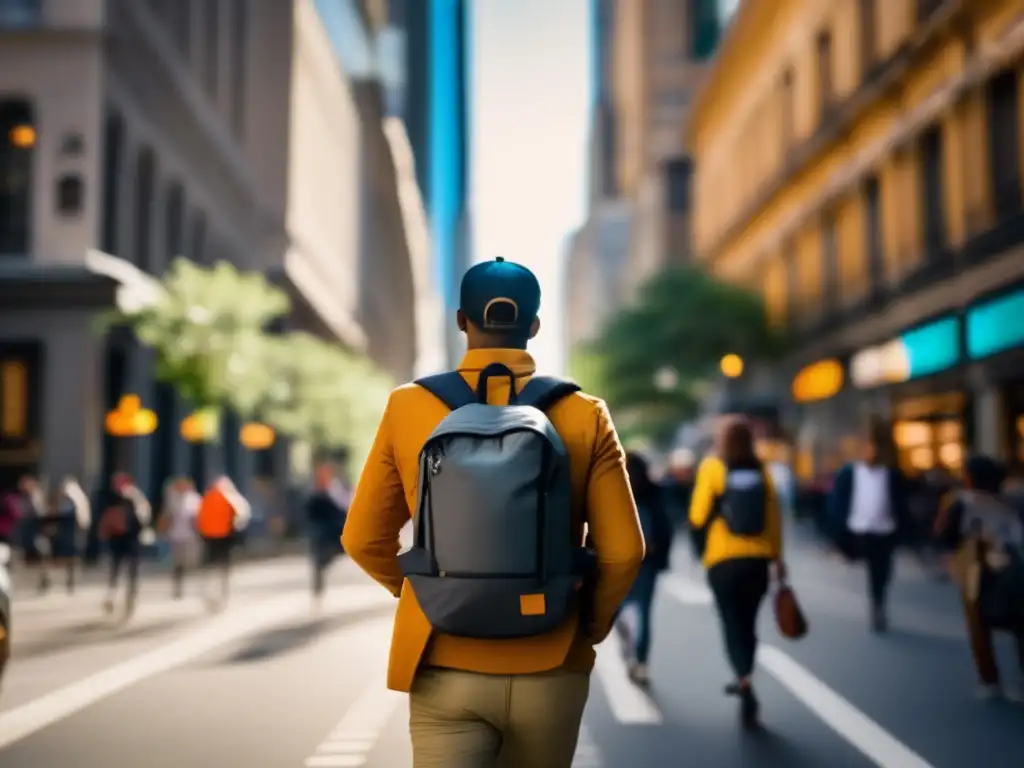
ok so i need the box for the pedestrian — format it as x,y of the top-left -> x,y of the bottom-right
689,418 -> 786,728
15,475 -> 48,592
195,475 -> 250,611
934,455 -> 1024,702
305,463 -> 347,608
825,427 -> 910,633
161,477 -> 201,600
97,472 -> 152,618
342,256 -> 644,768
42,477 -> 91,594
0,483 -> 22,547
615,451 -> 674,686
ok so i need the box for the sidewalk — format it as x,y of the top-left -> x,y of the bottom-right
8,537 -> 309,596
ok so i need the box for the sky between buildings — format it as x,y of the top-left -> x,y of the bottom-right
470,0 -> 591,375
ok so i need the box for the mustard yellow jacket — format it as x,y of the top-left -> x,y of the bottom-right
688,456 -> 783,569
342,349 -> 645,692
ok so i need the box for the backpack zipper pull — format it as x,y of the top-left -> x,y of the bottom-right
429,451 -> 443,476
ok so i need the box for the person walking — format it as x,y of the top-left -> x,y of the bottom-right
195,476 -> 250,611
305,463 -> 347,608
934,455 -> 1024,701
689,419 -> 785,728
41,477 -> 91,594
826,428 -> 910,633
162,477 -> 201,600
615,451 -> 674,686
342,257 -> 644,768
97,472 -> 152,618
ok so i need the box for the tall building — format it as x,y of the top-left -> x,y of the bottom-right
383,0 -> 471,366
689,0 -> 1024,477
0,0 -> 423,497
566,0 -> 720,360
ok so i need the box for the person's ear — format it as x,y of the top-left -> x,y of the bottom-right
457,310 -> 467,333
529,316 -> 540,340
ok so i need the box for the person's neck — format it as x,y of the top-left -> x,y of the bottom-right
466,342 -> 528,351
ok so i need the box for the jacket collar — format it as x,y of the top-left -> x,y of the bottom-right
457,348 -> 536,374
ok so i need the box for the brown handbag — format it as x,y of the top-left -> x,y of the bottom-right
774,583 -> 808,640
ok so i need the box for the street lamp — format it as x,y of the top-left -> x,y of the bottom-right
239,422 -> 275,450
180,408 -> 219,443
104,394 -> 158,437
720,354 -> 744,379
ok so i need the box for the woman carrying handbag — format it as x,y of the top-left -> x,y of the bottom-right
689,418 -> 792,728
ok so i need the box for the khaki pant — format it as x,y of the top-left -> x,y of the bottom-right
409,667 -> 590,768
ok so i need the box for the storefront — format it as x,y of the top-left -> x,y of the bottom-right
966,285 -> 1024,469
850,315 -> 966,477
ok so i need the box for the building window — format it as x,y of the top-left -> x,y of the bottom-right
987,69 -> 1023,221
688,0 -> 720,60
863,176 -> 884,293
164,182 -> 184,261
0,0 -> 42,27
0,359 -> 27,439
859,0 -> 877,77
100,111 -> 124,255
919,125 -> 947,259
821,213 -> 840,309
0,99 -> 34,256
816,29 -> 834,119
203,0 -> 221,97
190,211 -> 207,264
133,147 -> 157,272
228,0 -> 247,136
664,158 -> 692,212
780,67 -> 795,153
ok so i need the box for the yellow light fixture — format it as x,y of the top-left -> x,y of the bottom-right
180,408 -> 219,443
104,394 -> 158,437
239,422 -> 275,450
8,124 -> 36,149
791,359 -> 844,403
720,354 -> 744,379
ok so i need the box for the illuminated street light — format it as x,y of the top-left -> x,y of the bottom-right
104,394 -> 158,437
180,408 -> 219,443
720,354 -> 744,379
239,422 -> 275,450
8,124 -> 36,149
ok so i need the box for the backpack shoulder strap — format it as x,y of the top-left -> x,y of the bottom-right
517,376 -> 582,412
415,371 -> 477,411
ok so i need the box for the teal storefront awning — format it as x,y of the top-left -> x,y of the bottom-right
967,289 -> 1024,359
901,317 -> 961,378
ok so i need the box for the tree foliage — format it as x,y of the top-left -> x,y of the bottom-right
591,266 -> 785,435
104,259 -> 393,462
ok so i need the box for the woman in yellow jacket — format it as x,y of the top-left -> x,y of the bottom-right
689,419 -> 786,728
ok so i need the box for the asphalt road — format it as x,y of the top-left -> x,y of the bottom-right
0,528 -> 1021,767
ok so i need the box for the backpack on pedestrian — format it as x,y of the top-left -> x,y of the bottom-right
398,363 -> 596,639
691,465 -> 769,557
196,487 -> 236,540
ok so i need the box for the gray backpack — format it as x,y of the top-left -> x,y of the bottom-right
398,363 -> 595,639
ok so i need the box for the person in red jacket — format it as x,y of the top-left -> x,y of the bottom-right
196,476 -> 250,611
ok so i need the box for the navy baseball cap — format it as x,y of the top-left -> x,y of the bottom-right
459,257 -> 541,333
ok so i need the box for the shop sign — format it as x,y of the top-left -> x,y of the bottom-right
967,289 -> 1024,359
851,317 -> 960,388
791,359 -> 844,403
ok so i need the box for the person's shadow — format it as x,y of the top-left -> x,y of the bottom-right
738,724 -> 822,768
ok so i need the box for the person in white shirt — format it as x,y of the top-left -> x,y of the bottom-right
827,430 -> 910,632
162,477 -> 201,599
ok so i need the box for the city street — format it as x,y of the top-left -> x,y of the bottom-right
0,531 -> 1021,767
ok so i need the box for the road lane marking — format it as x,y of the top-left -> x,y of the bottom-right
0,585 -> 395,750
758,646 -> 936,768
593,641 -> 662,724
307,621 -> 404,767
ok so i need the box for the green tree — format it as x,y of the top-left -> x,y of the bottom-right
261,332 -> 393,469
593,266 -> 784,438
101,258 -> 292,417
